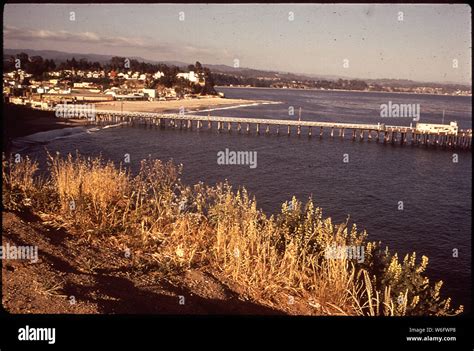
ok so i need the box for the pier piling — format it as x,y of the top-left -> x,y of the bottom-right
84,111 -> 471,151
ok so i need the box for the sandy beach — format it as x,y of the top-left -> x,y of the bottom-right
94,97 -> 268,114
3,103 -> 88,152
3,97 -> 273,151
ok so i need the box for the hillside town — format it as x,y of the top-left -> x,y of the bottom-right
3,54 -> 220,109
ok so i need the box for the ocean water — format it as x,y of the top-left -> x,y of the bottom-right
13,87 -> 472,311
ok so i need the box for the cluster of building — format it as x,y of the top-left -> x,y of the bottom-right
3,68 -> 207,109
380,86 -> 471,96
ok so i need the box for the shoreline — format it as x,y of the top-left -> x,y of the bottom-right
4,97 -> 273,151
216,85 -> 472,98
94,97 -> 273,114
3,103 -> 88,153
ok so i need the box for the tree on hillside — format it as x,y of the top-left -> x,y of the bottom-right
109,56 -> 126,71
195,61 -> 203,73
70,57 -> 78,69
16,53 -> 29,66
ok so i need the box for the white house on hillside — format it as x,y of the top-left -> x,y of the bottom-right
153,71 -> 165,79
142,88 -> 156,99
176,71 -> 199,83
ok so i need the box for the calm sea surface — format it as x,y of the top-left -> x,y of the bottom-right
15,87 -> 472,311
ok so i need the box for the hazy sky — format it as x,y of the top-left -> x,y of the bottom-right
4,4 -> 472,83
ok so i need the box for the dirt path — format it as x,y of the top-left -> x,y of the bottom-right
2,211 -> 290,314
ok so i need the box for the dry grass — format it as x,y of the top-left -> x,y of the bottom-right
2,152 -> 464,316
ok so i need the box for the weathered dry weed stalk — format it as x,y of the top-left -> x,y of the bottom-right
2,153 -> 463,316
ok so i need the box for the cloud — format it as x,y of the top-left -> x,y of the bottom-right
3,25 -> 230,59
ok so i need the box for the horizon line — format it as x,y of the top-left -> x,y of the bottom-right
3,47 -> 471,87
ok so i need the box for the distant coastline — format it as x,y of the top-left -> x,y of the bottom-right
216,85 -> 472,98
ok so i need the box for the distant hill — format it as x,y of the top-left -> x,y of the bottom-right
3,48 -> 299,77
3,48 -> 470,88
3,48 -> 189,68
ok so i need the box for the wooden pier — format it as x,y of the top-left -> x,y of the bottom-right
53,108 -> 473,150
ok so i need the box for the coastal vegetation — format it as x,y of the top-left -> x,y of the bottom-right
4,53 -> 217,96
5,51 -> 470,96
2,152 -> 463,316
